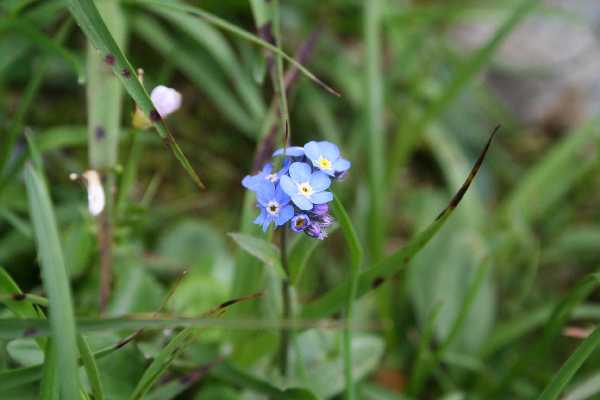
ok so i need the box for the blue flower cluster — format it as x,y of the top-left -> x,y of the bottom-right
242,141 -> 350,240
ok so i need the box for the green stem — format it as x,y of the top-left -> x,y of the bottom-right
278,228 -> 291,377
344,257 -> 360,399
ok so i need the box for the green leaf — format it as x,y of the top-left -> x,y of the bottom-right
536,326 -> 600,400
65,0 -> 205,188
24,164 -> 80,400
129,328 -> 196,400
6,339 -> 44,366
132,0 -> 339,97
86,0 -> 126,169
280,388 -> 320,400
288,228 -> 335,286
228,233 -> 285,278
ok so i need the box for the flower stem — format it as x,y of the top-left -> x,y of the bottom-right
278,228 -> 291,377
344,257 -> 360,399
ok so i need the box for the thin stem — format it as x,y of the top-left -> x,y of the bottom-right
278,228 -> 291,377
344,259 -> 360,399
98,174 -> 114,313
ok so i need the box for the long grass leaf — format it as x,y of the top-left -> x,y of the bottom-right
24,164 -> 79,400
536,326 -> 600,400
301,127 -> 498,319
66,0 -> 205,188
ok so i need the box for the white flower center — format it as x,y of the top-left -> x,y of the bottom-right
265,173 -> 279,183
297,182 -> 313,198
266,200 -> 280,216
316,155 -> 332,171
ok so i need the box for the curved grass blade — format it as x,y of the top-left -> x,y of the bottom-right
24,164 -> 80,400
489,273 -> 600,396
536,326 -> 600,400
129,328 -> 195,400
301,127 -> 499,319
132,0 -> 340,97
288,225 -> 337,285
65,0 -> 205,188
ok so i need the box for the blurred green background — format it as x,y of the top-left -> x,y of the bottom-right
2,0 -> 600,399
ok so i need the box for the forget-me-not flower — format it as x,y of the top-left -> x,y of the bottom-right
273,146 -> 305,158
253,181 -> 294,232
242,160 -> 290,191
280,162 -> 333,210
150,85 -> 182,118
304,141 -> 351,177
290,214 -> 310,232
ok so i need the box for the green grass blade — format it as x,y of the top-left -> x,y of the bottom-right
77,335 -> 104,400
129,328 -> 195,400
301,128 -> 497,319
131,0 -> 340,97
147,2 -> 265,120
24,164 -> 80,400
287,227 -> 337,286
390,0 -> 541,173
502,119 -> 600,223
363,0 -> 385,261
536,326 -> 600,400
66,0 -> 205,188
132,15 -> 255,135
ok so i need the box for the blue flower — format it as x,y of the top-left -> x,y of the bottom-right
303,141 -> 351,177
242,160 -> 289,191
253,182 -> 294,232
290,214 -> 310,232
280,162 -> 333,210
273,146 -> 305,158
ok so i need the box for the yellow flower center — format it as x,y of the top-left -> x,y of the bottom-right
317,156 -> 332,170
298,182 -> 313,198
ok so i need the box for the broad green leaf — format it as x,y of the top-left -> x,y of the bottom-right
6,339 -> 44,366
86,0 -> 126,169
24,164 -> 79,400
229,233 -> 285,278
66,0 -> 205,188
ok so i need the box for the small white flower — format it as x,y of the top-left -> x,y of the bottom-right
150,85 -> 182,118
71,170 -> 105,216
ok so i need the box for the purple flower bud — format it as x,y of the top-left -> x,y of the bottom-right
335,170 -> 348,181
305,222 -> 327,240
290,214 -> 310,232
312,203 -> 329,216
316,213 -> 335,228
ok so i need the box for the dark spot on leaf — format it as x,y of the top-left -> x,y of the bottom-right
219,299 -> 238,309
95,126 -> 106,140
149,110 -> 161,122
12,293 -> 26,301
23,328 -> 37,337
372,276 -> 384,289
257,22 -> 275,45
121,68 -> 131,78
104,54 -> 115,65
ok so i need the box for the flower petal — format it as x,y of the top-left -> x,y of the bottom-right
150,85 -> 182,118
291,194 -> 313,210
273,146 -> 305,157
274,183 -> 290,205
276,205 -> 294,225
303,141 -> 321,162
279,175 -> 297,197
333,158 -> 351,172
310,191 -> 333,204
289,162 -> 312,183
318,141 -> 340,161
261,163 -> 273,174
309,171 -> 331,192
255,181 -> 275,206
254,209 -> 267,225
